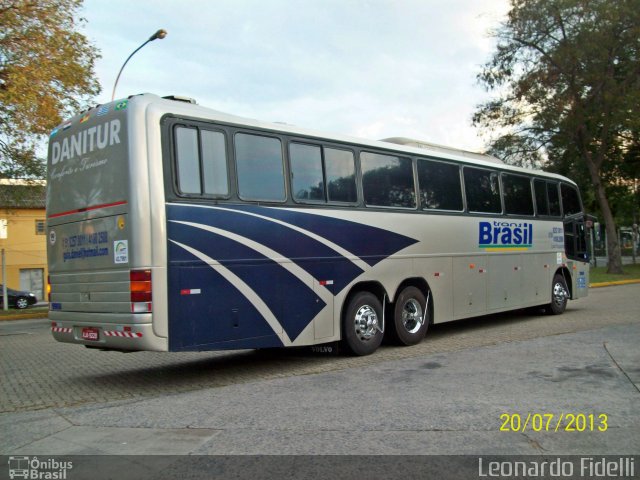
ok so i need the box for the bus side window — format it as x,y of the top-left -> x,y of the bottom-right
547,182 -> 561,216
361,152 -> 416,208
235,133 -> 286,202
290,143 -> 325,202
464,167 -> 502,214
503,173 -> 534,216
534,179 -> 549,216
175,127 -> 201,194
417,159 -> 463,211
325,148 -> 357,203
561,183 -> 581,217
201,130 -> 229,196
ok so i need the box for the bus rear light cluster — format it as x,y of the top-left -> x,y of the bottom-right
130,269 -> 152,313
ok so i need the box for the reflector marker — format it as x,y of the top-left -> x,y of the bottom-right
51,326 -> 73,334
104,330 -> 143,338
180,288 -> 202,295
318,280 -> 334,286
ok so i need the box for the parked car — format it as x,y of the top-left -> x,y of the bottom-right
0,285 -> 38,309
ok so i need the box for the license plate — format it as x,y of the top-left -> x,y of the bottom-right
81,327 -> 99,341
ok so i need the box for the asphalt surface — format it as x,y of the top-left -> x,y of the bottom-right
0,284 -> 639,457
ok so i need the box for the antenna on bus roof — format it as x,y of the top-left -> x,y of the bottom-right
111,29 -> 167,102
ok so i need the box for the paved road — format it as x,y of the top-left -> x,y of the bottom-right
0,284 -> 638,459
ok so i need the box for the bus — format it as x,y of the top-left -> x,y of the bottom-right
46,94 -> 590,356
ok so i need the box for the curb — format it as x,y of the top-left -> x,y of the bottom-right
589,279 -> 640,288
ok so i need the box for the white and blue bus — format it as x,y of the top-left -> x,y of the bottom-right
46,94 -> 590,356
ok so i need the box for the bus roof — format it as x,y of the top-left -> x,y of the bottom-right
67,93 -> 575,184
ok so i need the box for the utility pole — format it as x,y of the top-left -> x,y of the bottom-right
2,249 -> 7,311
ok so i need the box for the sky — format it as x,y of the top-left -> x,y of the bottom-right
81,0 -> 510,152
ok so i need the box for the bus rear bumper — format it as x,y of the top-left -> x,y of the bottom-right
49,313 -> 168,352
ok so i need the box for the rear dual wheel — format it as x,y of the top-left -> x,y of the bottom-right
342,287 -> 430,355
342,292 -> 384,356
390,286 -> 429,346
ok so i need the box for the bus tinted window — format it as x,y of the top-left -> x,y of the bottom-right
235,133 -> 286,202
503,174 -> 533,216
361,152 -> 415,208
534,179 -> 561,217
290,143 -> 325,201
417,159 -> 463,211
464,167 -> 501,213
548,182 -> 561,216
175,127 -> 200,194
534,179 -> 549,215
561,183 -> 581,216
325,148 -> 357,203
201,130 -> 228,196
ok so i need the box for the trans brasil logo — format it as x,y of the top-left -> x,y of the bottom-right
479,221 -> 533,251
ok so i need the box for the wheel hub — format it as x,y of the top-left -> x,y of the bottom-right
354,305 -> 379,341
553,282 -> 568,306
401,298 -> 424,334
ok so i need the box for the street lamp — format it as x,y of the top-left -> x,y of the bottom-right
111,29 -> 167,101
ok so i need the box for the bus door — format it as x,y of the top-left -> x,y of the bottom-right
563,214 -> 590,298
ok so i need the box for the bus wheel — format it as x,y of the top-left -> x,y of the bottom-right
391,286 -> 428,346
548,273 -> 569,315
343,291 -> 384,356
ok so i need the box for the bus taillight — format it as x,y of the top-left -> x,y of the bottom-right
47,275 -> 51,302
130,269 -> 152,313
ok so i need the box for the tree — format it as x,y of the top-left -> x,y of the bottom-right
474,0 -> 640,274
0,0 -> 100,179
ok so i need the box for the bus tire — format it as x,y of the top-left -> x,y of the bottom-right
391,286 -> 428,346
548,273 -> 569,315
342,291 -> 384,356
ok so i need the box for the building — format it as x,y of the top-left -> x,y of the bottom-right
0,181 -> 47,302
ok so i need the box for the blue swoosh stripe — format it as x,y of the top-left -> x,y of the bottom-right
229,204 -> 418,266
169,221 -> 326,341
168,204 -> 363,293
167,244 -> 284,350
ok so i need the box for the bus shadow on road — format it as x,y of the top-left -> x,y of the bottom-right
64,307 -> 564,403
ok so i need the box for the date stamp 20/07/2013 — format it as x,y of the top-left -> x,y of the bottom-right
500,413 -> 608,433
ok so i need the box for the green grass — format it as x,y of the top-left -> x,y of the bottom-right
590,263 -> 640,284
0,306 -> 48,317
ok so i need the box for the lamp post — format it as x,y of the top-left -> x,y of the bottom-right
111,29 -> 167,101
